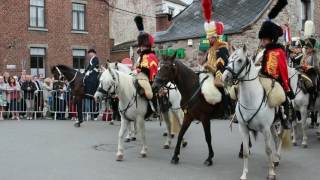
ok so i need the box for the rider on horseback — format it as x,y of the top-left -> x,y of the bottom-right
134,16 -> 159,110
258,0 -> 294,129
300,21 -> 319,110
201,0 -> 230,117
84,49 -> 100,96
289,37 -> 305,68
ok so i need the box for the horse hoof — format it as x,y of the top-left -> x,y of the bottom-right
141,153 -> 147,158
124,138 -> 130,143
163,132 -> 168,137
316,131 -> 320,135
131,137 -> 136,141
267,175 -> 276,180
163,145 -> 170,149
74,123 -> 81,128
204,159 -> 213,166
274,161 -> 280,167
302,144 -> 308,148
238,152 -> 244,159
109,121 -> 114,125
171,157 -> 179,164
293,142 -> 298,146
116,154 -> 124,161
171,134 -> 175,138
182,141 -> 188,148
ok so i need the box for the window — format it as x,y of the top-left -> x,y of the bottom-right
73,49 -> 86,72
168,7 -> 175,16
30,48 -> 45,76
30,0 -> 45,28
72,3 -> 86,31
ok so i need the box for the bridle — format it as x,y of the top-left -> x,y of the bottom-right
225,57 -> 258,82
55,66 -> 78,84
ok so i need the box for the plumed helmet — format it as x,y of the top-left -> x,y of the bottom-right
202,0 -> 224,38
304,20 -> 315,38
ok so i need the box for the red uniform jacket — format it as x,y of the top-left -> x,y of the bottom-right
138,50 -> 159,81
261,44 -> 290,92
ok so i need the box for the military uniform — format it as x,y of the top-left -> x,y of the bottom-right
289,37 -> 305,68
84,53 -> 100,96
134,16 -> 159,100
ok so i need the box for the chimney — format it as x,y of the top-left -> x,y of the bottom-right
110,38 -> 115,47
156,13 -> 172,32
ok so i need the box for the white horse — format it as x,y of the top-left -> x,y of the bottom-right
97,67 -> 149,160
97,62 -> 185,149
223,46 -> 289,180
287,67 -> 310,147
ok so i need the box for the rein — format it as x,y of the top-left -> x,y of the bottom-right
225,58 -> 259,82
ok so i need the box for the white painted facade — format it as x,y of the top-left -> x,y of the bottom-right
156,0 -> 187,17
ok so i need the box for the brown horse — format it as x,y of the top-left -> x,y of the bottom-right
51,65 -> 86,127
152,55 -> 225,166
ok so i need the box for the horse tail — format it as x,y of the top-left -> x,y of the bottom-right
281,129 -> 292,150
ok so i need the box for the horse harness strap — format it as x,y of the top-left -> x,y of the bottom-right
172,75 -> 209,110
238,90 -> 267,127
119,92 -> 137,122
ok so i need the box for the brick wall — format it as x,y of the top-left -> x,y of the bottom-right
314,0 -> 320,37
0,0 -> 109,76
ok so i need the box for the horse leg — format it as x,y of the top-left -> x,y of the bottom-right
136,116 -> 147,157
263,128 -> 276,180
162,111 -> 172,149
116,117 -> 129,161
301,108 -> 308,148
239,123 -> 250,180
201,119 -> 214,166
173,110 -> 187,148
271,124 -> 281,167
74,99 -> 83,128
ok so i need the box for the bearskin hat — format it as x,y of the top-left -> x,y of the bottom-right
305,38 -> 316,49
258,0 -> 288,41
291,37 -> 305,48
134,16 -> 154,48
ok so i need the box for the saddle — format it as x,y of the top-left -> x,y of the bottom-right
229,76 -> 286,108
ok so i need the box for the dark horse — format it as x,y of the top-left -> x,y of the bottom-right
51,65 -> 88,127
152,55 -> 225,166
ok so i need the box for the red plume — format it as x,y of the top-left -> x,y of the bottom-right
202,0 -> 212,23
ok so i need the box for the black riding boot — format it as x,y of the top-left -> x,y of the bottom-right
218,87 -> 230,119
282,99 -> 292,130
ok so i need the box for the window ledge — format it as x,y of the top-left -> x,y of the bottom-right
71,30 -> 88,34
28,27 -> 48,32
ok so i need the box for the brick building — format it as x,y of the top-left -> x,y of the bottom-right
0,0 -> 110,76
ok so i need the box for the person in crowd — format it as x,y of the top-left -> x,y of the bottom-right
6,76 -> 21,120
0,76 -> 7,120
53,80 -> 66,120
42,78 -> 52,118
33,75 -> 44,118
21,75 -> 37,120
3,72 -> 10,83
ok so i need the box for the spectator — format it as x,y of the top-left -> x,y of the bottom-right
53,81 -> 66,120
42,78 -> 52,118
3,72 -> 10,83
33,75 -> 44,117
0,76 -> 7,120
6,76 -> 21,120
21,75 -> 37,120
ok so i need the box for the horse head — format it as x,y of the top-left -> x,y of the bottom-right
152,53 -> 177,93
98,67 -> 118,96
51,65 -> 65,82
222,45 -> 255,82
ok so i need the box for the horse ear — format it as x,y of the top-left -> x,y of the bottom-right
231,45 -> 236,52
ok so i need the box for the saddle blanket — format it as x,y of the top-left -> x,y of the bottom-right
199,73 -> 222,105
229,77 -> 286,108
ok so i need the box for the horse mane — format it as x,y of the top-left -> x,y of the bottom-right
51,64 -> 76,73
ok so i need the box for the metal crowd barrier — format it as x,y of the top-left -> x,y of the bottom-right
0,90 -> 113,121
